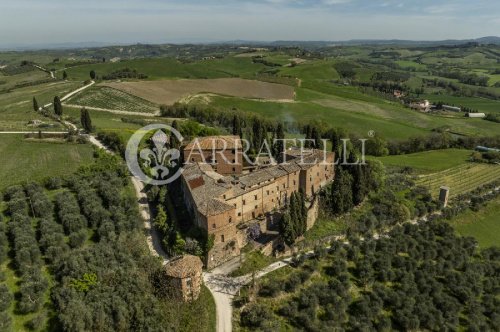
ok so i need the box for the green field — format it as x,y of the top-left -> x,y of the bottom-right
0,81 -> 80,131
416,163 -> 500,198
376,149 -> 472,173
422,94 -> 500,114
0,134 -> 95,190
450,196 -> 500,247
65,56 -> 268,81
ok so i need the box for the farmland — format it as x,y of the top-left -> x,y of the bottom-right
416,163 -> 500,198
0,134 -> 94,191
102,78 -> 296,105
0,81 -> 80,131
450,196 -> 500,247
65,86 -> 159,113
376,149 -> 472,173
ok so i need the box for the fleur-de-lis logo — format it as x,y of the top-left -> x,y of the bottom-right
140,130 -> 180,180
126,124 -> 184,185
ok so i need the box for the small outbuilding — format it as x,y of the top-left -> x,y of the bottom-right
466,112 -> 486,118
165,255 -> 203,302
439,186 -> 450,208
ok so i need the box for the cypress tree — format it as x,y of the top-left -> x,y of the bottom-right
170,120 -> 180,148
273,123 -> 285,162
32,97 -> 39,112
280,212 -> 295,245
53,96 -> 63,116
330,168 -> 353,214
311,126 -> 322,149
232,115 -> 242,138
62,71 -> 68,80
80,108 -> 92,132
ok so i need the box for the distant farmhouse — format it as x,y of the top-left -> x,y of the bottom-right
180,136 -> 335,268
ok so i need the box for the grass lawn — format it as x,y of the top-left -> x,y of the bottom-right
375,149 -> 472,173
304,216 -> 347,242
450,196 -> 500,248
0,134 -> 94,191
230,251 -> 276,277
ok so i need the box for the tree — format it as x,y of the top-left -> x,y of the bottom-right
80,108 -> 92,132
63,70 -> 68,80
154,206 -> 168,234
330,168 -> 353,214
232,115 -> 242,137
279,212 -> 295,245
170,120 -> 180,148
32,97 -> 39,112
272,123 -> 285,162
53,96 -> 63,116
90,70 -> 96,80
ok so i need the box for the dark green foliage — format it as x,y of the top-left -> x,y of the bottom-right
32,97 -> 38,112
17,268 -> 48,314
69,229 -> 88,248
55,192 -> 87,235
0,284 -> 12,312
24,182 -> 53,218
0,311 -> 12,331
53,96 -> 63,116
89,70 -> 96,79
271,122 -> 285,162
279,191 -> 308,245
256,221 -> 500,331
329,167 -> 353,215
232,114 -> 242,138
62,70 -> 68,80
96,131 -> 125,155
80,108 -> 92,132
101,67 -> 147,80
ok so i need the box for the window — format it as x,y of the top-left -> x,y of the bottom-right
276,186 -> 279,191
221,235 -> 225,242
266,190 -> 270,195
243,200 -> 246,205
191,158 -> 194,162
212,223 -> 216,229
238,212 -> 241,216
282,184 -> 285,188
255,205 -> 258,210
223,194 -> 226,199
317,172 -> 319,176
293,180 -> 296,185
254,195 -> 258,200
232,159 -> 235,163
232,167 -> 236,172
229,217 -> 232,223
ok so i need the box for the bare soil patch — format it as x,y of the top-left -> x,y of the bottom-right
102,78 -> 295,105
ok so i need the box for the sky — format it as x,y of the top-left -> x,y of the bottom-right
0,0 -> 499,46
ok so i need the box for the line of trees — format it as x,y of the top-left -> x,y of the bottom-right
4,185 -> 49,315
280,191 -> 308,245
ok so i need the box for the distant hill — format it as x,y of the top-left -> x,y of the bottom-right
1,36 -> 499,51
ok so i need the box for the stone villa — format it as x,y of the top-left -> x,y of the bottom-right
180,136 -> 335,268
